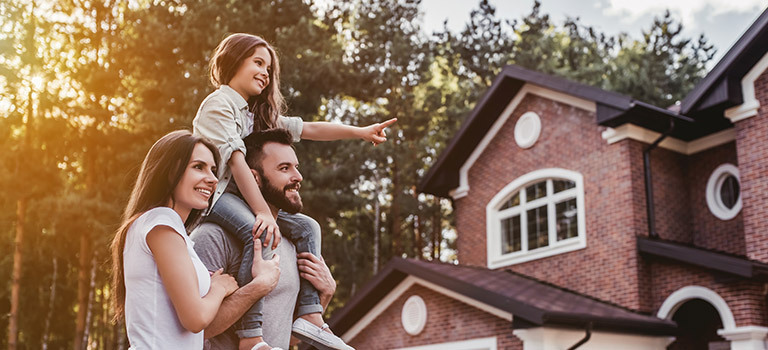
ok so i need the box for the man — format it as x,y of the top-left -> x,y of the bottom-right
191,129 -> 341,350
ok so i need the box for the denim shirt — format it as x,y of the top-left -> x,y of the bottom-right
192,85 -> 303,209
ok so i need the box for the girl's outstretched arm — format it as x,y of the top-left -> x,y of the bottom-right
147,226 -> 238,333
302,118 -> 397,145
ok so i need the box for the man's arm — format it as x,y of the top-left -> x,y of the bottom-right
296,252 -> 337,310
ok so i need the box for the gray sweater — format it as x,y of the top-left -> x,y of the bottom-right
190,222 -> 299,350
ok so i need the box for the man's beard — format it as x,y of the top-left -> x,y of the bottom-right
261,175 -> 303,214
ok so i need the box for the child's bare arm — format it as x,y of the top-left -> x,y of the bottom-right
302,118 -> 397,145
229,151 -> 281,248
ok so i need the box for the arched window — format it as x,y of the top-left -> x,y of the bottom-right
486,169 -> 586,268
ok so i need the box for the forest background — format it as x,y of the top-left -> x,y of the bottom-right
0,0 -> 716,348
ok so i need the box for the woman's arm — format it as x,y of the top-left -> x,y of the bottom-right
301,118 -> 397,145
204,239 -> 281,338
147,226 -> 238,333
229,151 -> 281,248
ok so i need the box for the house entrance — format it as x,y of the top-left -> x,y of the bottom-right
667,299 -> 727,350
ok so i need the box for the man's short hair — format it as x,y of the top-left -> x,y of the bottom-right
243,128 -> 294,171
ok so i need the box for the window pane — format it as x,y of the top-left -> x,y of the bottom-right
500,192 -> 520,210
553,179 -> 576,193
720,175 -> 740,210
501,215 -> 521,254
556,198 -> 578,241
527,205 -> 549,250
526,181 -> 547,201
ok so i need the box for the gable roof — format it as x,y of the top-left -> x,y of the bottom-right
681,8 -> 768,117
418,65 -> 694,197
329,258 -> 677,337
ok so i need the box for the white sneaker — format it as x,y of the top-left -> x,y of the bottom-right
291,318 -> 355,350
250,341 -> 284,350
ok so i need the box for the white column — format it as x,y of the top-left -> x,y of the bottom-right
718,326 -> 768,350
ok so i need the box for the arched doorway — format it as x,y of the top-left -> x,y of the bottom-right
667,299 -> 727,349
657,286 -> 737,350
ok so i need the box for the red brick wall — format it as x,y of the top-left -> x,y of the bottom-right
646,147 -> 692,243
737,69 -> 768,263
687,142 -> 744,255
454,93 -> 646,310
649,260 -> 767,327
347,284 -> 522,349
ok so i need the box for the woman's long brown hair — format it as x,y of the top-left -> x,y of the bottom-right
209,33 -> 286,131
110,130 -> 220,323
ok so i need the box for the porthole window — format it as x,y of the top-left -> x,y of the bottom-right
706,164 -> 742,220
401,295 -> 427,335
514,112 -> 542,149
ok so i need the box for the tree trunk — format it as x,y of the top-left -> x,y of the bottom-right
81,255 -> 98,349
432,210 -> 440,260
412,215 -> 422,259
42,257 -> 57,350
390,160 -> 402,256
74,234 -> 92,350
8,198 -> 26,350
373,183 -> 381,274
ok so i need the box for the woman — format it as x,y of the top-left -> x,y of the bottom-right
111,130 -> 239,349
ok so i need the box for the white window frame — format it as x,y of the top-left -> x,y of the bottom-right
705,163 -> 742,221
486,168 -> 586,269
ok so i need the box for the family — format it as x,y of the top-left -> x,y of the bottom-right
109,33 -> 396,350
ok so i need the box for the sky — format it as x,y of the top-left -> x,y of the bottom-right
419,0 -> 767,66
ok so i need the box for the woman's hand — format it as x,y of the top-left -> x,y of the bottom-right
360,118 -> 397,146
252,212 -> 282,249
209,268 -> 238,297
297,252 -> 335,309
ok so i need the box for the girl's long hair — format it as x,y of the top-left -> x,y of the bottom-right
209,33 -> 286,131
110,130 -> 220,322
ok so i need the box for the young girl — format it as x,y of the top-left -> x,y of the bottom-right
193,33 -> 394,350
110,130 -> 240,349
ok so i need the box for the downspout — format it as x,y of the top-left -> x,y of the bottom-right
644,119 -> 675,238
567,322 -> 593,350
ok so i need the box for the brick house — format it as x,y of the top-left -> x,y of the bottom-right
325,9 -> 768,350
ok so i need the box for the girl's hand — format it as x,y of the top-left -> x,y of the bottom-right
253,212 -> 282,249
361,118 -> 397,146
209,268 -> 238,297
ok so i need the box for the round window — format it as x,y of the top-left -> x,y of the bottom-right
401,295 -> 427,335
514,111 -> 542,149
706,164 -> 742,220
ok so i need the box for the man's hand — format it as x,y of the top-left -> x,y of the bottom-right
297,252 -> 335,309
250,239 -> 280,293
360,118 -> 397,146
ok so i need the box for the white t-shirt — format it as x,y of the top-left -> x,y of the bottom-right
123,207 -> 211,350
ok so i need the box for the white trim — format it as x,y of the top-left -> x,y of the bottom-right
718,326 -> 768,350
657,285 -> 736,330
513,327 -> 674,350
486,168 -> 587,269
601,125 -> 736,155
451,84 -> 596,200
706,163 -> 742,220
341,276 -> 513,342
725,51 -> 768,122
395,336 -> 498,350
